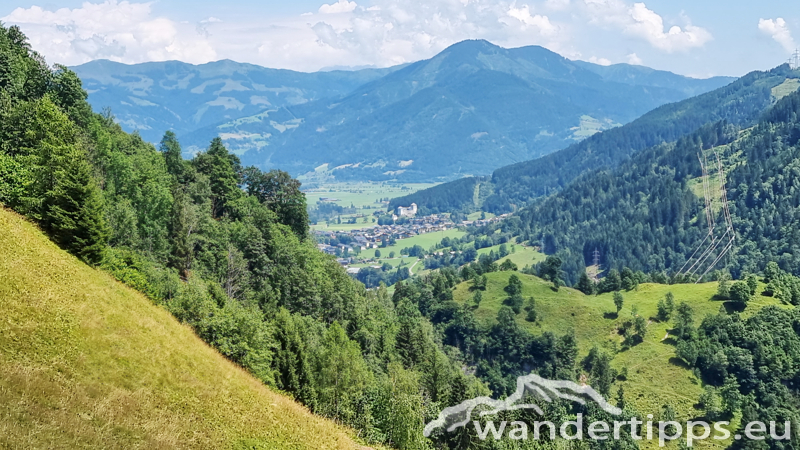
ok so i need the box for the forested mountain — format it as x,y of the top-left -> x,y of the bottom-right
506,76 -> 800,285
572,60 -> 735,97
74,40 -> 732,182
392,66 -> 792,213
71,59 -> 402,150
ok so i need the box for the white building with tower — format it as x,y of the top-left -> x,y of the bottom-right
396,203 -> 418,217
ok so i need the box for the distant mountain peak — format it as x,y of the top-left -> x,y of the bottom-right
73,41 -> 737,182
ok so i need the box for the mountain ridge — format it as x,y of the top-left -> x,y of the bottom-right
231,40 -> 734,181
73,40 -> 735,182
389,65 -> 795,214
71,58 -> 403,147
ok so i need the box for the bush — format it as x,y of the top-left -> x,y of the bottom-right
729,281 -> 752,304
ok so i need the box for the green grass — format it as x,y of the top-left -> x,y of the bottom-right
306,181 -> 437,230
360,229 -> 466,260
466,212 -> 495,221
453,271 -> 785,449
772,78 -> 800,100
477,243 -> 545,269
312,220 -> 378,232
0,208 -> 375,450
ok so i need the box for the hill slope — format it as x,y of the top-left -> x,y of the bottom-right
229,40 -> 732,181
391,65 -> 795,213
451,271 -> 784,448
512,77 -> 800,284
0,208 -> 370,450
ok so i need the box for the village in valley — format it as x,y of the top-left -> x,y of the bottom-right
314,202 -> 511,272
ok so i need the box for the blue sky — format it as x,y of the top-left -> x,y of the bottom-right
2,0 -> 798,77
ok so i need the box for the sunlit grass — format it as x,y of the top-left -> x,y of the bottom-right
452,271 -> 784,449
0,208 -> 376,450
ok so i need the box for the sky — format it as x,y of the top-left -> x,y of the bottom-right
1,0 -> 798,77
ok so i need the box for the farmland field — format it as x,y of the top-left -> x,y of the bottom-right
306,181 -> 437,230
359,229 -> 466,260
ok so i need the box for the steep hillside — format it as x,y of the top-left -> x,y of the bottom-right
199,40 -> 731,181
393,66 -> 796,214
451,271 -> 785,448
72,59 -> 401,149
0,208 -> 372,449
513,81 -> 800,284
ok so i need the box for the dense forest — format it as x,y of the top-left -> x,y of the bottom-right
392,67 -> 794,215
504,86 -> 800,286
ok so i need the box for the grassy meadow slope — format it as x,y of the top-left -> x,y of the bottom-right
0,208 -> 372,450
452,271 -> 786,448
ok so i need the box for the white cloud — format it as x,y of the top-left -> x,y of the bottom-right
309,0 -> 572,68
583,0 -> 711,52
758,18 -> 796,53
1,0 -> 712,72
626,52 -> 642,65
2,1 -> 216,65
507,5 -> 559,37
319,0 -> 358,14
588,56 -> 612,65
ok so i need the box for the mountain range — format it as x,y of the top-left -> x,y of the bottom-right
74,40 -> 734,182
71,59 -> 401,149
390,66 -> 798,214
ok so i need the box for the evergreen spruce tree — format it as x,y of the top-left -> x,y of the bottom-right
577,270 -> 595,295
168,184 -> 193,278
193,137 -> 242,218
159,131 -> 186,182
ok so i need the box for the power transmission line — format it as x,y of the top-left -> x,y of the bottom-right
680,154 -> 716,275
680,151 -> 736,282
790,49 -> 800,70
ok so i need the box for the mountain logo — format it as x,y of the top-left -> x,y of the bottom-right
423,373 -> 622,437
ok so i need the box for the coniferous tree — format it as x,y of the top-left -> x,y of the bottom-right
168,185 -> 194,278
33,100 -> 108,264
193,137 -> 242,218
160,131 -> 186,182
577,270 -> 595,295
674,302 -> 695,338
43,147 -> 109,265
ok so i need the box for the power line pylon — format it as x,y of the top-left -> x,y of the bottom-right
591,248 -> 601,282
791,49 -> 800,70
